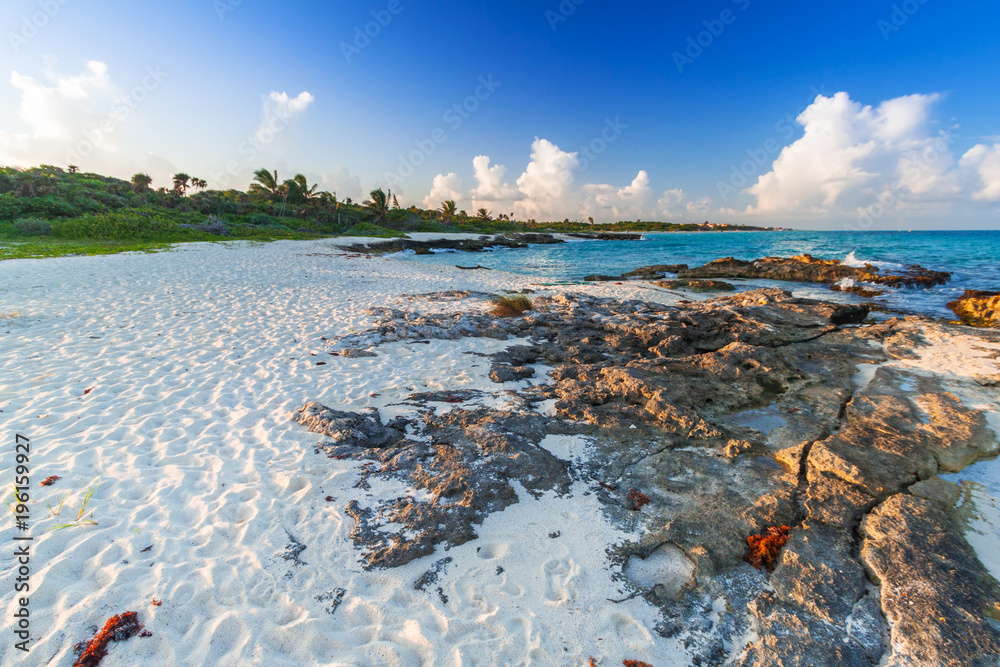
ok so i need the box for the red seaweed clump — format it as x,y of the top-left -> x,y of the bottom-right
73,611 -> 142,667
745,525 -> 791,572
40,476 -> 61,487
626,489 -> 650,511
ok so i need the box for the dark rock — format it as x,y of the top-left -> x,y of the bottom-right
505,233 -> 564,244
291,402 -> 407,448
305,406 -> 574,569
681,254 -> 950,288
583,274 -> 620,282
414,557 -> 453,592
566,232 -> 643,240
488,364 -> 536,383
830,282 -> 885,298
653,279 -> 736,292
622,264 -> 688,278
337,235 -> 528,254
861,494 -> 1000,666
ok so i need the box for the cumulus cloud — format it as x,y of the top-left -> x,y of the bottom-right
254,90 -> 314,142
746,92 -> 961,218
423,139 -> 708,223
580,170 -> 653,221
422,172 -> 463,210
960,143 -> 1000,201
0,60 -> 117,166
469,155 -> 519,207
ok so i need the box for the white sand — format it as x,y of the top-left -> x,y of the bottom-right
0,239 -> 689,666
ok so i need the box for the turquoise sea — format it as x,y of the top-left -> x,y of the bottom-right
397,230 -> 1000,319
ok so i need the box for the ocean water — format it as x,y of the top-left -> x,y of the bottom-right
396,230 -> 1000,319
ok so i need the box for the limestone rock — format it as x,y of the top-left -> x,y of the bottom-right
860,494 -> 1000,666
733,592 -> 871,666
947,289 -> 1000,327
771,524 -> 866,624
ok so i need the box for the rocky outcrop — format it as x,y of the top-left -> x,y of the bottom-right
653,279 -> 735,292
680,254 -> 951,288
295,289 -> 1000,665
336,234 -> 560,255
299,404 -> 577,569
947,289 -> 1000,327
622,264 -> 688,278
566,232 -> 643,240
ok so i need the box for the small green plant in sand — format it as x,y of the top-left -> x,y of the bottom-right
49,481 -> 100,531
4,485 -> 27,515
489,294 -> 533,317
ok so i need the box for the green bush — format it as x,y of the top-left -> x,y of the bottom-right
250,213 -> 274,226
345,223 -> 406,238
0,193 -> 19,222
13,218 -> 53,236
20,195 -> 81,219
51,212 -> 176,240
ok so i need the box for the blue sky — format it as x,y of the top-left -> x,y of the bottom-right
1,0 -> 999,228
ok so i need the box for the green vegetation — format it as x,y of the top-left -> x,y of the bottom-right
0,164 -> 783,261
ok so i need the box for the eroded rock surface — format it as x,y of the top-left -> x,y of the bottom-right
861,494 -> 1000,666
948,289 -> 1000,328
293,288 -> 1000,665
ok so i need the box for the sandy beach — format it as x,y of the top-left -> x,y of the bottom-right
1,238 -> 999,666
0,239 -> 696,666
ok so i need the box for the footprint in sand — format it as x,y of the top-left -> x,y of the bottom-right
542,557 -> 580,603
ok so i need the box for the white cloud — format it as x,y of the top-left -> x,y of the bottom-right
580,170 -> 653,221
746,92 -> 961,218
469,155 -> 520,206
423,140 -> 708,223
0,60 -> 117,166
254,91 -> 314,142
422,172 -> 463,210
512,138 -> 582,220
960,143 -> 1000,201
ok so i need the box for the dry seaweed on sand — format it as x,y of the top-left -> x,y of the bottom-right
488,294 -> 533,317
73,611 -> 142,667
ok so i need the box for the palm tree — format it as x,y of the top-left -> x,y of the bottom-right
366,188 -> 389,223
131,173 -> 153,195
284,173 -> 318,203
68,165 -> 79,174
477,208 -> 492,222
172,173 -> 191,195
249,168 -> 281,199
191,178 -> 208,193
438,200 -> 457,223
